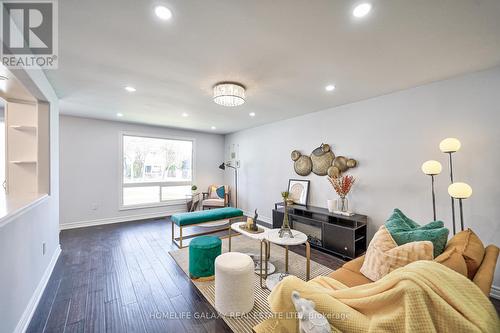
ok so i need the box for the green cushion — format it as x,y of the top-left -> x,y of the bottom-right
189,236 -> 221,278
215,185 -> 225,199
385,209 -> 449,257
171,207 -> 243,226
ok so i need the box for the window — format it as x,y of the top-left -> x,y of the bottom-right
121,134 -> 194,208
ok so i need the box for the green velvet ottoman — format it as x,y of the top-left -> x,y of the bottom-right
189,236 -> 222,281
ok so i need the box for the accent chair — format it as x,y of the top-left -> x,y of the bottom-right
202,184 -> 231,209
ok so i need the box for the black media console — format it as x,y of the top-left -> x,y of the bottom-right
272,203 -> 367,259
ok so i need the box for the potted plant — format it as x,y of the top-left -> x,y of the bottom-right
327,175 -> 356,214
191,185 -> 198,193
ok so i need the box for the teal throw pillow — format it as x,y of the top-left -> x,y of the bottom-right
215,186 -> 225,199
385,209 -> 449,257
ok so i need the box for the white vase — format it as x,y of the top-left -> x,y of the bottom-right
327,199 -> 335,213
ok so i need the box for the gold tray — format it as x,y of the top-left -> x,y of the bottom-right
238,225 -> 265,234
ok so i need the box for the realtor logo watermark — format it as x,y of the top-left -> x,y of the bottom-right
0,0 -> 58,68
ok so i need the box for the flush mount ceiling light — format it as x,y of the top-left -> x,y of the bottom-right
249,112 -> 256,117
155,6 -> 172,20
181,112 -> 189,117
116,113 -> 124,117
211,126 -> 216,130
213,82 -> 246,107
353,3 -> 372,18
124,86 -> 136,92
325,84 -> 336,92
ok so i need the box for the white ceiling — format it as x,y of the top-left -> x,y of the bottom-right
0,65 -> 37,103
48,0 -> 500,134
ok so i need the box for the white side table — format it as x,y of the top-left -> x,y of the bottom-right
261,229 -> 311,290
228,221 -> 269,248
228,222 -> 275,275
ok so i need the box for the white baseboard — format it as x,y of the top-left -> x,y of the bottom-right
243,210 -> 272,227
60,209 -> 186,230
14,245 -> 62,333
490,285 -> 500,300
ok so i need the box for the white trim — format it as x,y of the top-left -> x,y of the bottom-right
490,285 -> 500,300
14,245 -> 61,333
0,194 -> 49,228
243,210 -> 272,227
119,198 -> 187,211
59,208 -> 186,230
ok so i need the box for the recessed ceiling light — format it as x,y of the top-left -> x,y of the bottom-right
155,6 -> 172,20
249,112 -> 256,117
116,113 -> 123,117
124,86 -> 136,92
182,112 -> 189,117
211,126 -> 216,130
325,84 -> 336,92
353,3 -> 372,18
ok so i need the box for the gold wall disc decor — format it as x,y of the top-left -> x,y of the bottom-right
347,159 -> 358,168
294,155 -> 313,176
291,150 -> 301,161
333,156 -> 348,172
327,166 -> 340,178
291,143 -> 357,177
311,147 -> 335,176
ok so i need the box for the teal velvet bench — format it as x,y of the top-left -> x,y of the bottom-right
189,236 -> 222,281
171,207 -> 244,248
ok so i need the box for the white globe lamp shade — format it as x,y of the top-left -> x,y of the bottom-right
439,138 -> 461,153
448,182 -> 472,199
421,160 -> 442,175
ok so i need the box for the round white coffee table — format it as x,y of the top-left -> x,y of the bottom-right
260,228 -> 311,290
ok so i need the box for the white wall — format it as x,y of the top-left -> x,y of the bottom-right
0,68 -> 60,333
59,116 -> 225,228
225,66 -> 500,291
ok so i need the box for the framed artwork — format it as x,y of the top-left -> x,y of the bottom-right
288,179 -> 310,206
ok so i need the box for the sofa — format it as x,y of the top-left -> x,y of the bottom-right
253,229 -> 499,332
329,229 -> 499,296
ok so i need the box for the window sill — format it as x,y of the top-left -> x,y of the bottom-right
0,192 -> 49,228
119,199 -> 187,211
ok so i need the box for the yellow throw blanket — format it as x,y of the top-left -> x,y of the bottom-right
257,261 -> 499,333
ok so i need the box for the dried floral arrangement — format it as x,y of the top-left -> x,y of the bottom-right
327,175 -> 355,198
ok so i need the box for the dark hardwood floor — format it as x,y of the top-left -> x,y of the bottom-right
27,218 -> 236,333
27,218 -> 500,333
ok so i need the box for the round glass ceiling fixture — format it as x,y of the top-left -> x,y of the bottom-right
213,82 -> 246,107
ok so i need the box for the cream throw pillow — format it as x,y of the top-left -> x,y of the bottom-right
360,226 -> 434,281
209,185 -> 219,199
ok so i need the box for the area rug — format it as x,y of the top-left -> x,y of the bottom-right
169,235 -> 335,333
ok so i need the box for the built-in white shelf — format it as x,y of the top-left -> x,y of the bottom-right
6,101 -> 49,195
9,160 -> 37,164
9,125 -> 37,131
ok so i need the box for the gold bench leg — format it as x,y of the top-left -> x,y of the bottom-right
171,221 -> 174,243
179,226 -> 183,248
